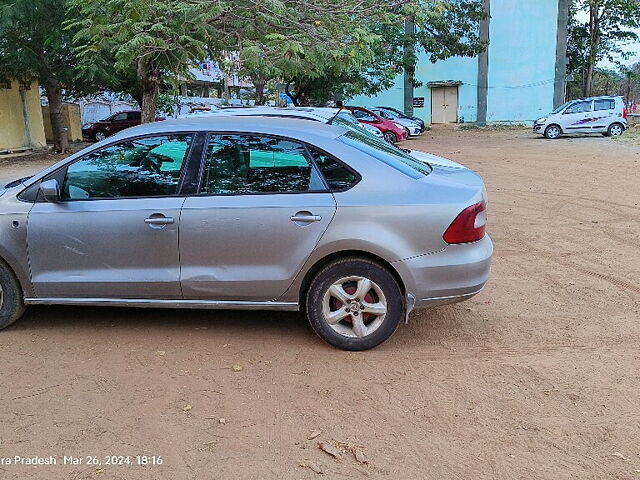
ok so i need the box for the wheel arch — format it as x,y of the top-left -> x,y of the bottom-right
297,250 -> 406,311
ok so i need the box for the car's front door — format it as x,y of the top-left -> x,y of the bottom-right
179,133 -> 336,301
27,133 -> 197,299
561,100 -> 594,133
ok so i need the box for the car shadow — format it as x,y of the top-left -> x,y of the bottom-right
7,304 -> 474,352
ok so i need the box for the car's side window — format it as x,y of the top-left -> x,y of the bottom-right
201,134 -> 326,195
309,148 -> 359,191
128,112 -> 141,120
353,110 -> 376,121
594,99 -> 615,111
112,112 -> 127,121
564,101 -> 592,114
62,134 -> 193,200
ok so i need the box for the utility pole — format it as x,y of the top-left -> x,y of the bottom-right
403,17 -> 415,117
476,0 -> 490,126
554,0 -> 570,108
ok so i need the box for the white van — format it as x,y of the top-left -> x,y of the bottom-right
533,96 -> 628,139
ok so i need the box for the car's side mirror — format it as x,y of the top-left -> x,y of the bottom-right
40,179 -> 60,202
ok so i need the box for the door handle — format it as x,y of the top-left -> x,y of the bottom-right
145,216 -> 174,225
290,212 -> 322,223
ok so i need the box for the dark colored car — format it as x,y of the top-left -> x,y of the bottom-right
375,106 -> 426,132
82,111 -> 166,142
344,106 -> 408,144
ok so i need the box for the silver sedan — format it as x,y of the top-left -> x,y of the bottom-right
0,117 -> 492,350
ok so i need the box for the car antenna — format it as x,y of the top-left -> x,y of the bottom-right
327,106 -> 344,125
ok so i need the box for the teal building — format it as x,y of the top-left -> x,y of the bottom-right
350,0 -> 569,125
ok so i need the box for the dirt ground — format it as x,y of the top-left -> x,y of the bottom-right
0,127 -> 638,480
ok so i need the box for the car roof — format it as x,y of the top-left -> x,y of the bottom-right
109,115 -> 348,141
572,95 -> 623,101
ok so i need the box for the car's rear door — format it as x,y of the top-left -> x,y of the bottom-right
592,98 -> 616,132
179,133 -> 336,301
26,132 -> 203,299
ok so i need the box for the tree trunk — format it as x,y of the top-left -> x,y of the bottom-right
584,2 -> 600,97
137,59 -> 160,123
253,78 -> 266,105
44,79 -> 69,153
584,58 -> 595,97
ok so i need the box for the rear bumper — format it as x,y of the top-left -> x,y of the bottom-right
393,234 -> 493,310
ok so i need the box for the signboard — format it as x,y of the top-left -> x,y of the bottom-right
413,97 -> 425,108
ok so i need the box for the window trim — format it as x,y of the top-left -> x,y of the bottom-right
194,131 -> 333,197
304,144 -> 361,193
28,131 -> 201,203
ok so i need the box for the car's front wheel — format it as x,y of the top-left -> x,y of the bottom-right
0,261 -> 25,330
306,258 -> 404,350
383,131 -> 398,144
544,125 -> 561,139
93,130 -> 108,142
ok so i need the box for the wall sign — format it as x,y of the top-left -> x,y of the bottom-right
413,97 -> 425,108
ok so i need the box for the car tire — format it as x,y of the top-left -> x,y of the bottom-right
93,130 -> 108,142
544,125 -> 561,139
383,131 -> 398,144
306,257 -> 404,351
0,261 -> 25,330
607,123 -> 624,137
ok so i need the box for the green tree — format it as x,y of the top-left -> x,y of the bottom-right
236,0 -> 486,106
569,0 -> 640,97
71,0 -> 219,123
0,0 -> 90,152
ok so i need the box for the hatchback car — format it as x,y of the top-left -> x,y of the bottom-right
344,106 -> 408,143
369,107 -> 423,136
533,96 -> 627,139
0,117 -> 492,350
375,106 -> 426,132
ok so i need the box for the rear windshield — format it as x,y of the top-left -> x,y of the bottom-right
339,130 -> 432,178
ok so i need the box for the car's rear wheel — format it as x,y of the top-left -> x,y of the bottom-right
608,123 -> 624,137
0,261 -> 25,330
306,258 -> 404,351
544,125 -> 561,139
93,130 -> 108,142
383,131 -> 398,144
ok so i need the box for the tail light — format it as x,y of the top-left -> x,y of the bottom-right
623,107 -> 628,120
443,201 -> 486,244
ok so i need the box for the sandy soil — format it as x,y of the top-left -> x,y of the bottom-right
0,128 -> 638,479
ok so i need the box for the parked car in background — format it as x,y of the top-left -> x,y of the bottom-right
0,116 -> 492,351
375,106 -> 426,132
533,95 -> 628,139
82,110 -> 165,142
370,107 -> 423,137
344,106 -> 408,144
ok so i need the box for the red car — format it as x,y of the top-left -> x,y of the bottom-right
82,110 -> 166,142
344,106 -> 408,143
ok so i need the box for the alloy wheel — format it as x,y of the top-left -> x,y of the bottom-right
321,276 -> 387,338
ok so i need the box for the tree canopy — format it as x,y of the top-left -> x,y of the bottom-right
568,0 -> 640,97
